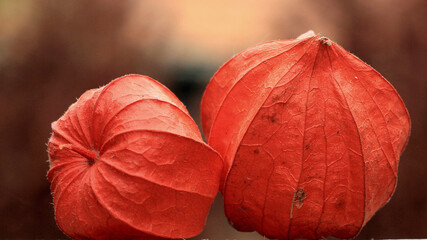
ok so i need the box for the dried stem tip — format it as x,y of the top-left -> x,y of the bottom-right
318,36 -> 332,46
59,144 -> 98,164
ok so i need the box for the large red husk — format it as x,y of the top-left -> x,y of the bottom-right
47,74 -> 223,239
201,31 -> 410,239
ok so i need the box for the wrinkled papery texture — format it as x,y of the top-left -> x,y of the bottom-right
47,74 -> 223,239
201,31 -> 410,239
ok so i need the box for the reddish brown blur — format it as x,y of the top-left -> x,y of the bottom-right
0,0 -> 425,239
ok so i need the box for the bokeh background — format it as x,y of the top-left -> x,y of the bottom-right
0,0 -> 426,239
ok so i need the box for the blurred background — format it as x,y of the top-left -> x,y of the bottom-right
0,0 -> 426,239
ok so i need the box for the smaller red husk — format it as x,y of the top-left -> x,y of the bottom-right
48,74 -> 223,239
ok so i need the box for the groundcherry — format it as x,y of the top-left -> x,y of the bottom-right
201,31 -> 410,239
48,74 -> 223,240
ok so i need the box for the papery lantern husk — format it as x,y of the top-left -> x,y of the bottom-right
47,74 -> 223,239
201,31 -> 410,239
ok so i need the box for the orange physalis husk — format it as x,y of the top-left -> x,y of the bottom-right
201,31 -> 410,239
48,74 -> 223,239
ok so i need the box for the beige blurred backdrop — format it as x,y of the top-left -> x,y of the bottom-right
0,0 -> 426,239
